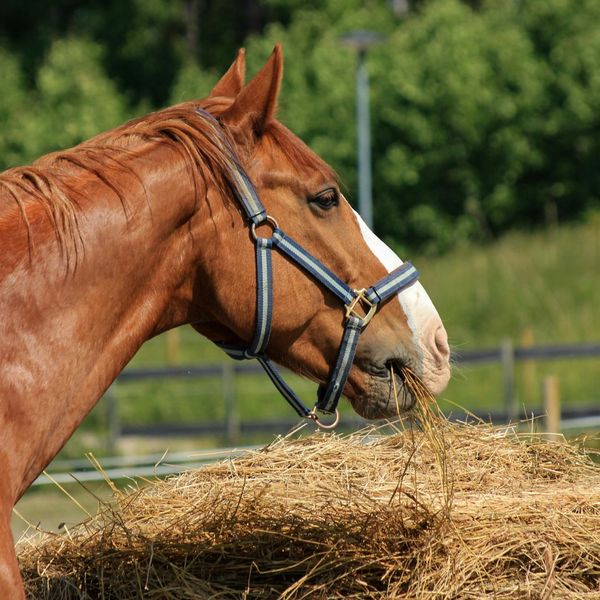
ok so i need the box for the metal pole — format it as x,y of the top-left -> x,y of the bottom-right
356,48 -> 373,229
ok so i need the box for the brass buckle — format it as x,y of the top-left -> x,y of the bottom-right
345,289 -> 377,327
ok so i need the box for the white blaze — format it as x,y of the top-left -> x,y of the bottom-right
351,209 -> 439,345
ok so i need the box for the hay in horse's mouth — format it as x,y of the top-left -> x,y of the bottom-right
386,360 -> 431,414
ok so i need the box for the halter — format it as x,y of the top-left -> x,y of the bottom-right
196,108 -> 419,428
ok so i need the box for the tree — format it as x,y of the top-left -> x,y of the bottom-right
372,0 -> 547,251
516,0 -> 600,223
32,37 -> 130,157
1,0 -> 598,250
0,47 -> 28,170
245,0 -> 394,200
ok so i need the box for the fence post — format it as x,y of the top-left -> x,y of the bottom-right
543,376 -> 561,438
520,327 -> 537,406
105,387 -> 121,454
165,329 -> 180,365
222,362 -> 240,445
501,338 -> 517,422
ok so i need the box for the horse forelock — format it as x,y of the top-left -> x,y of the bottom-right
258,121 -> 338,185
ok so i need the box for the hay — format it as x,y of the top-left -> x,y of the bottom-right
18,417 -> 600,599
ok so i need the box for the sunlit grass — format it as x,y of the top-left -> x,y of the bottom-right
417,217 -> 598,346
416,216 -> 598,414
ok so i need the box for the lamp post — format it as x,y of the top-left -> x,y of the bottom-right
341,30 -> 384,230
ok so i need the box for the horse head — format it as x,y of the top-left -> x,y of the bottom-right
189,46 -> 451,420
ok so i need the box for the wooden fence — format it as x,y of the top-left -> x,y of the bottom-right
102,341 -> 600,448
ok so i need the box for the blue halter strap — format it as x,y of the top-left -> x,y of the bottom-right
195,108 -> 419,426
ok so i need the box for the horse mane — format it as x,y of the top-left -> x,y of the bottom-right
0,97 -> 336,268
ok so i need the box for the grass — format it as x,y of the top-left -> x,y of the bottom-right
417,216 -> 599,414
12,483 -> 115,540
418,218 -> 598,346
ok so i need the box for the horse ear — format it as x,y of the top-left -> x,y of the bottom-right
210,49 -> 246,99
221,44 -> 283,139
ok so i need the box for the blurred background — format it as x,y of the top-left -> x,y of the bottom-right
2,0 -> 598,531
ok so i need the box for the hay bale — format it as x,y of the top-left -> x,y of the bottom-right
18,421 -> 600,599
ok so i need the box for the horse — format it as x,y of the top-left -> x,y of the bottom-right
0,45 -> 450,597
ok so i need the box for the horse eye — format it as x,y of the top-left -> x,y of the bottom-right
310,188 -> 339,210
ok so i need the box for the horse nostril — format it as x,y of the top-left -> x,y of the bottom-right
433,324 -> 450,361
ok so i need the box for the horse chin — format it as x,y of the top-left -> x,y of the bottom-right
348,371 -> 417,420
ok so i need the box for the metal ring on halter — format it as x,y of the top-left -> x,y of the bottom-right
251,216 -> 279,241
307,408 -> 340,430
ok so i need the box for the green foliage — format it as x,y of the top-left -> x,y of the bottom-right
1,0 -> 599,250
80,0 -> 188,105
0,47 -> 27,169
0,37 -> 130,168
35,37 -> 129,153
373,0 -> 548,251
245,0 -> 393,199
244,0 -> 600,252
515,0 -> 600,220
169,61 -> 219,105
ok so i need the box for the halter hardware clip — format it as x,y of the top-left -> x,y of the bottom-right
345,289 -> 377,327
251,215 -> 279,241
308,408 -> 340,430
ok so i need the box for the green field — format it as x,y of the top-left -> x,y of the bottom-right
421,216 -> 599,415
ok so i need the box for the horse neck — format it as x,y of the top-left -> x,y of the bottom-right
0,141 -> 213,502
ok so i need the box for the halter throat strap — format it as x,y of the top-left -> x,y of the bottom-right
195,108 -> 419,423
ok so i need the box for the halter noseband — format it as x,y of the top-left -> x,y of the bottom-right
196,108 -> 419,428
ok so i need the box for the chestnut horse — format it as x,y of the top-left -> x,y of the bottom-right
0,46 -> 450,596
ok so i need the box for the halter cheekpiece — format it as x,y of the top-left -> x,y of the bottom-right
196,108 -> 419,428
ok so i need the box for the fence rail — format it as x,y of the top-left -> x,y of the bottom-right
116,342 -> 600,382
101,341 -> 599,447
454,341 -> 600,364
34,446 -> 260,487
